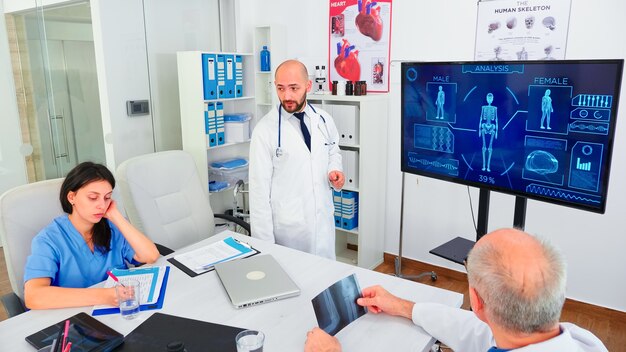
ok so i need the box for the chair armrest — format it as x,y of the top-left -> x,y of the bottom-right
1,292 -> 26,318
155,243 -> 175,256
214,213 -> 251,236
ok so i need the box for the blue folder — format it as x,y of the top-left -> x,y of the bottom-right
202,53 -> 218,100
217,54 -> 227,98
206,102 -> 217,148
216,102 -> 225,145
221,54 -> 236,98
235,55 -> 244,97
92,266 -> 170,316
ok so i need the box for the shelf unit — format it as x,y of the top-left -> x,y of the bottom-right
308,94 -> 389,269
253,25 -> 286,125
177,51 -> 255,213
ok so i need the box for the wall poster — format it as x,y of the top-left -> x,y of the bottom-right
475,0 -> 572,61
328,0 -> 392,92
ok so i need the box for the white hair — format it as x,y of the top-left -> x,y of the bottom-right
466,233 -> 567,333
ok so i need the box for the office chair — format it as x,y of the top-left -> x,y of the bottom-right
0,178 -> 64,318
116,150 -> 250,256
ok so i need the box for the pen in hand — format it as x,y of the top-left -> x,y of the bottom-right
62,342 -> 72,352
107,271 -> 125,287
61,319 -> 70,351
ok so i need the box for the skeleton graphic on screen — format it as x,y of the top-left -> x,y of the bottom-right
478,93 -> 498,172
435,86 -> 445,119
540,89 -> 554,130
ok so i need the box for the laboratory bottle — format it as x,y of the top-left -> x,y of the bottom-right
354,80 -> 362,96
345,81 -> 354,95
260,46 -> 271,72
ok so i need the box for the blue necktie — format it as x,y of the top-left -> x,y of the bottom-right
294,112 -> 311,151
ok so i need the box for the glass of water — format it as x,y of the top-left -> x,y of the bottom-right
115,279 -> 140,320
236,330 -> 264,352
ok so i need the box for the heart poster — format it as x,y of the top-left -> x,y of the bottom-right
328,0 -> 393,92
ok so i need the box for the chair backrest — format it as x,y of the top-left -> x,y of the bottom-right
0,178 -> 64,300
116,150 -> 216,250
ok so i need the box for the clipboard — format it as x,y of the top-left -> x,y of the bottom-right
167,237 -> 259,278
92,266 -> 170,316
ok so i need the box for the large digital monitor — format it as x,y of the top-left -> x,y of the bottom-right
401,60 -> 623,213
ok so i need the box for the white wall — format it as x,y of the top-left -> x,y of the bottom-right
236,0 -> 626,312
143,0 -> 221,152
91,0 -> 155,168
0,1 -> 28,196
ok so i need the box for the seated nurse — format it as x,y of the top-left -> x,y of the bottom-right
23,162 -> 160,309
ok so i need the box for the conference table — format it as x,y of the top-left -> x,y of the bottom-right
0,231 -> 463,351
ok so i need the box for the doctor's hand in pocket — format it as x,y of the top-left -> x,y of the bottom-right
328,170 -> 345,189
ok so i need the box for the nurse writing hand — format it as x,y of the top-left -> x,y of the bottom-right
328,170 -> 345,189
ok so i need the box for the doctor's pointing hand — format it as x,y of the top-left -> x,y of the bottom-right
249,59 -> 344,260
328,170 -> 345,190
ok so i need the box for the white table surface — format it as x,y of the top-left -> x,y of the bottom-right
0,231 -> 463,351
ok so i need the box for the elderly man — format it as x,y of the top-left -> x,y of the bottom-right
304,228 -> 607,351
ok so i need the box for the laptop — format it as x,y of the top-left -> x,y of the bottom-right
214,254 -> 301,308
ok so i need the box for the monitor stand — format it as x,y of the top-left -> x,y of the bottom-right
429,189 -> 527,265
394,173 -> 437,281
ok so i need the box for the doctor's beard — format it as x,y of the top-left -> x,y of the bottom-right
280,94 -> 307,113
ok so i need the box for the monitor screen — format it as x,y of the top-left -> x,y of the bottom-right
401,60 -> 623,213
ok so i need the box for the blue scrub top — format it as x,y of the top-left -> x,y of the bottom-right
24,215 -> 136,288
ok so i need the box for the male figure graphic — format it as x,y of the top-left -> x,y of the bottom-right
436,86 -> 445,119
541,89 -> 554,130
478,93 -> 498,172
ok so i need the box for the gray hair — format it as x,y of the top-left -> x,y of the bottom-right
466,233 -> 567,334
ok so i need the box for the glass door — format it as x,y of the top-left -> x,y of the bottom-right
6,1 -> 105,181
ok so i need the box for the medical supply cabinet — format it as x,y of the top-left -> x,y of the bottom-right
253,25 -> 286,125
309,94 -> 388,269
177,51 -> 255,213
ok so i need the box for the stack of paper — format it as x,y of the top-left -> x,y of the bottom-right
92,266 -> 170,315
173,236 -> 256,275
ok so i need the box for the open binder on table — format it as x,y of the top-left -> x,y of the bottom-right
168,236 -> 259,277
92,266 -> 170,316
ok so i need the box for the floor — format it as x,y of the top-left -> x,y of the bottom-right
1,251 -> 624,351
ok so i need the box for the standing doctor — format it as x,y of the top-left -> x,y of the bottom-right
249,60 -> 344,259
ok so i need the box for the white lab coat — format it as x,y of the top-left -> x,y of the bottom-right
411,303 -> 608,351
249,103 -> 342,259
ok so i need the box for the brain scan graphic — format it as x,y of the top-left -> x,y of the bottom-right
506,17 -> 517,29
525,15 -> 535,29
542,16 -> 556,30
525,150 -> 559,175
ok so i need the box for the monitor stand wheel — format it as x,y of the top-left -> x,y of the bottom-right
393,256 -> 437,282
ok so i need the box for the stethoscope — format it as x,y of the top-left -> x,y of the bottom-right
275,103 -> 336,157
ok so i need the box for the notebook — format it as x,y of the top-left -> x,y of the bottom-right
214,254 -> 300,308
117,313 -> 246,351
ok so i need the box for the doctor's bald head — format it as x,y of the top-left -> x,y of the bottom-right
275,60 -> 309,82
275,60 -> 312,113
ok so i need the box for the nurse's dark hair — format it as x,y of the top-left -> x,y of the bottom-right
60,162 -> 115,253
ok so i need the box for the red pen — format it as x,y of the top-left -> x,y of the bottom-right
62,342 -> 72,352
62,319 -> 70,350
106,271 -> 125,287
